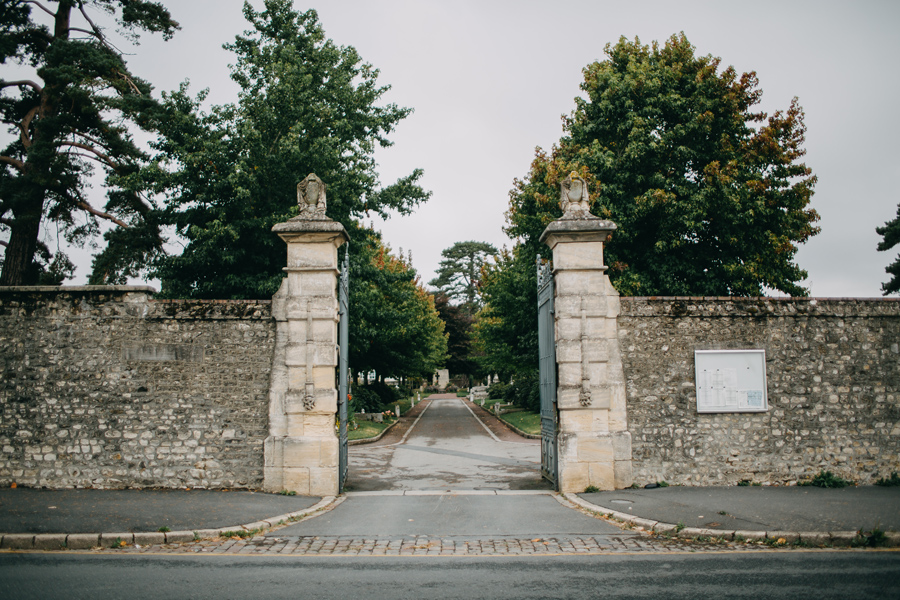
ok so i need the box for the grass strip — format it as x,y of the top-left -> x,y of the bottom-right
499,410 -> 541,436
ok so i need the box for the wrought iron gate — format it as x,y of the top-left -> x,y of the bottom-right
537,255 -> 558,488
338,249 -> 350,493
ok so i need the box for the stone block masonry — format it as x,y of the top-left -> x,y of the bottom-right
620,297 -> 900,486
0,287 -> 275,490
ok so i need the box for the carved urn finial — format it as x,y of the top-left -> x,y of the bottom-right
560,172 -> 595,219
297,173 -> 328,219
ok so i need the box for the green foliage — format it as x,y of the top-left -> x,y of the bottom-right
433,293 -> 478,379
474,246 -> 539,379
0,0 -> 179,285
136,0 -> 428,297
428,241 -> 497,313
349,235 -> 448,382
503,371 -> 540,413
737,480 -> 750,486
487,381 -> 511,400
798,470 -> 851,488
876,207 -> 900,295
157,526 -> 170,532
350,384 -> 383,414
277,490 -> 297,496
506,33 -> 819,297
584,485 -> 600,493
875,472 -> 900,486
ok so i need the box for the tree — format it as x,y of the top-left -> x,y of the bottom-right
349,232 -> 447,383
877,206 -> 900,295
507,33 -> 820,297
0,0 -> 179,285
428,240 -> 497,314
433,292 -> 477,380
124,0 -> 429,298
473,245 -> 539,380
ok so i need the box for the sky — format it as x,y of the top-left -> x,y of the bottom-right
18,0 -> 900,297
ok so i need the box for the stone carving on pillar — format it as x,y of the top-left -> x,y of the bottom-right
297,173 -> 328,220
539,173 -> 632,492
560,172 -> 594,219
265,174 -> 349,496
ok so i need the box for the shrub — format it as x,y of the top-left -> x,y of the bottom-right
504,371 -> 540,412
445,384 -> 459,393
875,472 -> 900,487
350,384 -> 382,414
368,381 -> 401,406
488,381 -> 511,399
799,470 -> 850,488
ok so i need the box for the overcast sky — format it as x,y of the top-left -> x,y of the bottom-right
48,1 -> 900,297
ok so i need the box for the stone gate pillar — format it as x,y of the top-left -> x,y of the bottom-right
264,174 -> 348,496
539,173 -> 632,492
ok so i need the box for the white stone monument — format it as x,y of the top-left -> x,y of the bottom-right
539,172 -> 633,492
264,174 -> 349,496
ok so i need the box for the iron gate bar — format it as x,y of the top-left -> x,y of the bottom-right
338,247 -> 350,493
537,255 -> 558,489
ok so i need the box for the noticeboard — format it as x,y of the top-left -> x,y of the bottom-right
694,349 -> 768,413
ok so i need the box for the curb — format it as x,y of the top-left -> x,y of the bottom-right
563,493 -> 900,548
0,495 -> 343,551
467,399 -> 541,440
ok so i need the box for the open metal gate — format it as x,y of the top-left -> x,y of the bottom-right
338,249 -> 350,493
537,255 -> 558,488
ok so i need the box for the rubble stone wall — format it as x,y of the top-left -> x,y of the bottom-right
0,288 -> 274,489
619,297 -> 900,486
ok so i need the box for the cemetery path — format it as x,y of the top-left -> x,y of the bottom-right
345,394 -> 547,492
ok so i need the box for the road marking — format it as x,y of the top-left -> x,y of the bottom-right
458,397 -> 502,442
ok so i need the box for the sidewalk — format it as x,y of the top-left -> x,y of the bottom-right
1,393 -> 898,552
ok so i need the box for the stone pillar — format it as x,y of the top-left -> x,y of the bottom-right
264,175 -> 348,496
539,173 -> 632,492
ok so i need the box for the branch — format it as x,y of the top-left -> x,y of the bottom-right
0,217 -> 12,227
76,200 -> 128,228
0,240 -> 7,248
58,141 -> 118,169
23,0 -> 54,18
19,106 -> 38,148
77,4 -> 125,55
0,155 -> 25,171
0,80 -> 43,93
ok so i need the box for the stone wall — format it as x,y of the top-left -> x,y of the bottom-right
0,287 -> 274,489
619,297 -> 900,486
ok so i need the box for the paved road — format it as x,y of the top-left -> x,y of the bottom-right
346,395 -> 548,492
2,553 -> 898,599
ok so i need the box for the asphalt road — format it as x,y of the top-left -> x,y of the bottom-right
346,395 -> 547,491
2,552 -> 897,599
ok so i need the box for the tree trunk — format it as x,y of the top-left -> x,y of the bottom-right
0,194 -> 44,286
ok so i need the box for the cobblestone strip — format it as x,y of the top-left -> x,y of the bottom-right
71,533 -> 839,556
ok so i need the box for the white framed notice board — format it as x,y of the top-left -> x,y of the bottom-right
694,349 -> 768,413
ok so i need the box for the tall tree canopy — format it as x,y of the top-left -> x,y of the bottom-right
350,232 -> 447,383
121,0 -> 429,298
433,292 -> 478,380
507,33 -> 819,297
0,0 -> 179,285
876,206 -> 900,295
473,245 -> 538,380
428,240 -> 497,314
